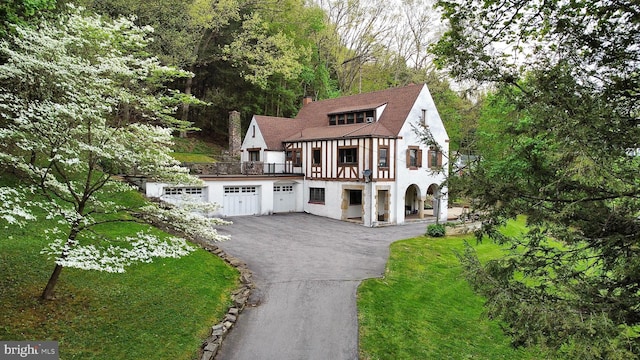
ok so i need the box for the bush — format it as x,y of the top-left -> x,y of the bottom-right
426,224 -> 446,237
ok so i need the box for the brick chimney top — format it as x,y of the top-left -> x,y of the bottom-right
302,96 -> 313,106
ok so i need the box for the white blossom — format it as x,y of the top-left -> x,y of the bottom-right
41,231 -> 195,273
0,6 -> 225,284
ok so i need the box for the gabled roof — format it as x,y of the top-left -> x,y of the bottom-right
284,121 -> 395,142
253,115 -> 304,150
255,84 -> 426,148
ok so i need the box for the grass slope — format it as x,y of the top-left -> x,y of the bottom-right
0,178 -> 238,359
171,136 -> 222,163
358,219 -> 545,360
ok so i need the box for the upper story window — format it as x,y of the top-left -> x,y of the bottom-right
338,147 -> 358,165
428,147 -> 443,169
248,149 -> 260,161
329,110 -> 375,126
379,147 -> 388,168
407,146 -> 422,169
312,148 -> 322,166
286,149 -> 302,166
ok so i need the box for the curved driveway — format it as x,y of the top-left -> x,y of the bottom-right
214,213 -> 428,360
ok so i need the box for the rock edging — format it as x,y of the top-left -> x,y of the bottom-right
198,244 -> 253,360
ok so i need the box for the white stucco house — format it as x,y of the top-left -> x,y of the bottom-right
145,83 -> 449,227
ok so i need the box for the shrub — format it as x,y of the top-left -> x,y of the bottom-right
426,224 -> 446,237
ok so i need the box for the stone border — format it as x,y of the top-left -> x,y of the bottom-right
198,244 -> 253,360
130,195 -> 253,359
445,221 -> 482,235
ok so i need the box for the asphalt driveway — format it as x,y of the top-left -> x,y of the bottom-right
214,213 -> 429,360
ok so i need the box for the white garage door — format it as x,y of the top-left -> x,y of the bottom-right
273,184 -> 296,213
223,186 -> 261,216
161,186 -> 206,205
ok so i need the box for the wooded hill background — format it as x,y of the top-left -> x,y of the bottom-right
1,0 -> 477,149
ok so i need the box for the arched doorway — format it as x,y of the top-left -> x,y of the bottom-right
404,184 -> 422,219
426,184 -> 441,218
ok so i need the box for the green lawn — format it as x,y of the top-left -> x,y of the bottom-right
171,152 -> 217,163
170,136 -> 222,163
358,219 -> 547,360
0,183 -> 238,359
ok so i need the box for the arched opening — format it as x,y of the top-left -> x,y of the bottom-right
426,184 -> 441,218
404,184 -> 422,220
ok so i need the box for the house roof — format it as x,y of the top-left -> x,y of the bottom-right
256,84 -> 426,148
284,121 -> 395,142
253,115 -> 304,150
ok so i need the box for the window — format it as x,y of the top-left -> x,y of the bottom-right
286,148 -> 302,166
379,147 -> 388,168
293,149 -> 302,166
346,113 -> 355,124
428,147 -> 443,169
248,149 -> 260,161
275,185 -> 293,192
338,147 -> 358,165
184,187 -> 203,195
252,125 -> 256,137
406,146 -> 422,168
225,186 -> 257,193
409,149 -> 418,167
309,187 -> 325,204
328,110 -> 376,125
164,187 -> 203,195
312,148 -> 322,166
349,190 -> 362,205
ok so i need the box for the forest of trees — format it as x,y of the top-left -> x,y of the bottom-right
1,0 -> 477,145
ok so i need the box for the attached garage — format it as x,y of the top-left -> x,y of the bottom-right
223,186 -> 261,216
160,186 -> 206,205
273,183 -> 296,213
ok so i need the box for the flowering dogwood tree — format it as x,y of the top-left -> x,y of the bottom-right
0,6 -> 230,300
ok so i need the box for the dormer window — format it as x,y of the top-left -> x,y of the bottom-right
347,113 -> 355,124
328,109 -> 376,126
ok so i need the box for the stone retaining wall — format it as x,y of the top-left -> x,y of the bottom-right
445,221 -> 482,235
198,244 -> 253,360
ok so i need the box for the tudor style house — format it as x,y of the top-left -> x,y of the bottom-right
145,83 -> 449,227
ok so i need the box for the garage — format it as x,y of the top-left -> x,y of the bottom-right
223,186 -> 261,216
161,186 -> 206,205
273,183 -> 296,213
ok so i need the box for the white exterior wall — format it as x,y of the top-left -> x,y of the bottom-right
303,180 -> 345,221
145,178 -> 303,217
263,150 -> 285,164
395,85 -> 449,223
241,118 -> 267,163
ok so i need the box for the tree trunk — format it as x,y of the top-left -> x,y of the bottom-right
179,74 -> 194,138
41,223 -> 80,300
41,264 -> 63,300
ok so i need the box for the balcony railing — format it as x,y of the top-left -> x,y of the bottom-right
243,161 -> 302,175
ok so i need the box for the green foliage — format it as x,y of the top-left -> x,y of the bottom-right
0,6 -> 230,299
0,0 -> 57,36
0,176 -> 238,358
433,0 -> 640,356
426,223 -> 445,237
358,218 -> 544,359
171,153 -> 216,163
